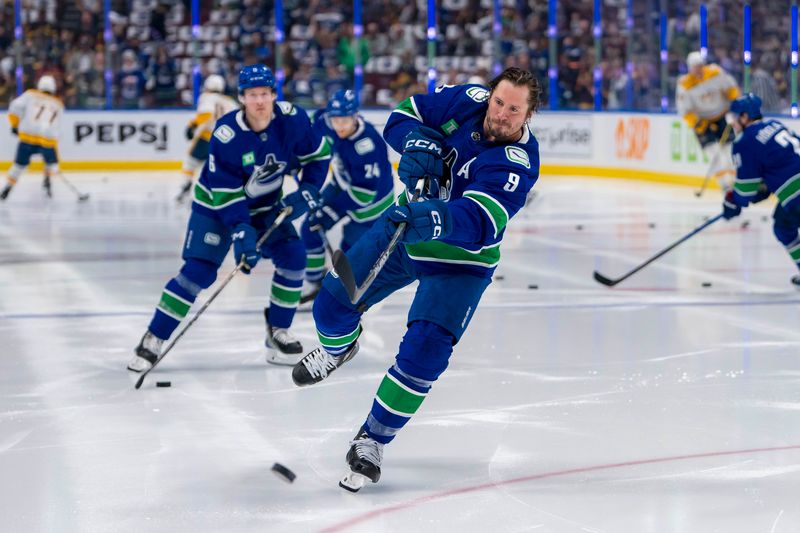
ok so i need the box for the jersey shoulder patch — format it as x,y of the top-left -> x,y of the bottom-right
213,124 -> 236,144
504,145 -> 531,169
465,86 -> 490,102
277,101 -> 297,116
354,137 -> 375,155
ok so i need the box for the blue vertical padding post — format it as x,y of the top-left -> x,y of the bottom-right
660,10 -> 668,112
492,0 -> 502,76
625,0 -> 634,109
700,4 -> 707,60
593,0 -> 602,110
547,0 -> 558,110
426,0 -> 437,93
353,0 -> 363,101
743,4 -> 751,93
104,0 -> 113,108
274,0 -> 285,100
792,3 -> 798,117
14,0 -> 22,96
191,0 -> 201,105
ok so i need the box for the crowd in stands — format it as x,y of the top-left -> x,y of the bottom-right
0,0 -> 795,113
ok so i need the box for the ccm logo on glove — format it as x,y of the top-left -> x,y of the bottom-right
404,138 -> 442,156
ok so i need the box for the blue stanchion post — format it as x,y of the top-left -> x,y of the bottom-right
743,4 -> 751,93
14,0 -> 22,96
275,0 -> 285,100
660,10 -> 668,112
492,0 -> 502,77
191,0 -> 201,105
426,0 -> 437,93
593,0 -> 602,110
548,0 -> 558,110
792,3 -> 798,117
104,0 -> 113,108
700,4 -> 707,60
353,0 -> 363,101
625,0 -> 633,109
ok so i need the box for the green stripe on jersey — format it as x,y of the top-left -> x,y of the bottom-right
157,290 -> 191,320
348,185 -> 376,206
463,191 -> 509,238
349,190 -> 395,222
733,177 -> 763,196
375,374 -> 427,416
193,182 -> 245,209
298,136 -> 332,164
405,241 -> 501,268
776,173 -> 800,207
394,97 -> 423,122
318,324 -> 361,348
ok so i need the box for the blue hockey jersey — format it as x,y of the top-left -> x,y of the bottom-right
731,119 -> 800,210
312,113 -> 395,222
192,102 -> 331,228
384,84 -> 540,277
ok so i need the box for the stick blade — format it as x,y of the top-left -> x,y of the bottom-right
593,271 -> 619,287
134,372 -> 147,390
332,250 -> 358,304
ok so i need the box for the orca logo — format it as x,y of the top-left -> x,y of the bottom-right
244,153 -> 288,198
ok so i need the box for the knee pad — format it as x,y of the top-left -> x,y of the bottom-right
178,258 -> 218,291
396,320 -> 455,383
45,164 -> 59,175
773,222 -> 798,246
8,164 -> 25,180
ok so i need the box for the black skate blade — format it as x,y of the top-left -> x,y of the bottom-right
338,480 -> 361,493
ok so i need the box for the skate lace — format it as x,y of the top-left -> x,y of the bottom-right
351,436 -> 383,466
272,328 -> 297,345
302,348 -> 336,379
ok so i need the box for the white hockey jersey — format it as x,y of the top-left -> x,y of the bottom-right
8,89 -> 64,148
190,91 -> 239,141
676,64 -> 740,132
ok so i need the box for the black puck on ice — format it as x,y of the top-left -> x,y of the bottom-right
741,220 -> 750,229
528,284 -> 538,290
762,215 -> 769,222
271,462 -> 296,483
494,275 -> 505,281
156,381 -> 171,387
701,282 -> 712,288
575,224 -> 583,230
648,222 -> 656,228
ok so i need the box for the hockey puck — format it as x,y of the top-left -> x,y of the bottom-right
762,215 -> 769,222
271,462 -> 296,483
701,282 -> 712,288
575,224 -> 583,230
741,220 -> 750,229
528,284 -> 538,290
648,222 -> 656,228
156,381 -> 172,387
494,275 -> 505,281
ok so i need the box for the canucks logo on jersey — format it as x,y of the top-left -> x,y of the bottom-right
245,153 -> 288,197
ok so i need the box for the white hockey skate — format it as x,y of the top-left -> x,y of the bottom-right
264,307 -> 303,366
339,428 -> 384,493
128,331 -> 164,372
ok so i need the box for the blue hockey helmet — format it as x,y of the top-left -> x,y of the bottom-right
730,93 -> 763,119
238,64 -> 275,94
326,89 -> 359,117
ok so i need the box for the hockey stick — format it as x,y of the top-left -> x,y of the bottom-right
593,213 -> 724,287
694,123 -> 732,198
55,173 -> 90,201
333,182 -> 424,305
134,207 -> 292,389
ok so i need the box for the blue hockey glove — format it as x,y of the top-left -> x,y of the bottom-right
185,124 -> 196,140
722,190 -> 742,220
281,182 -> 321,221
397,126 -> 444,198
319,182 -> 341,205
383,200 -> 452,244
232,223 -> 259,273
308,205 -> 342,232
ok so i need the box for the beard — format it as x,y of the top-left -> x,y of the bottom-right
485,116 -> 518,142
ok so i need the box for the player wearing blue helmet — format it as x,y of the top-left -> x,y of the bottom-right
130,64 -> 332,371
722,93 -> 800,287
298,89 -> 394,305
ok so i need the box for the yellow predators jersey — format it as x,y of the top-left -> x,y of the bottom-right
676,64 -> 740,131
191,92 -> 239,141
8,90 -> 64,148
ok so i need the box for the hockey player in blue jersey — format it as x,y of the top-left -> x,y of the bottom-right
299,89 -> 394,304
129,64 -> 331,372
291,67 -> 542,491
722,93 -> 800,287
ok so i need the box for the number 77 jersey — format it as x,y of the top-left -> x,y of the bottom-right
732,119 -> 800,210
8,89 -> 64,149
384,83 -> 540,278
